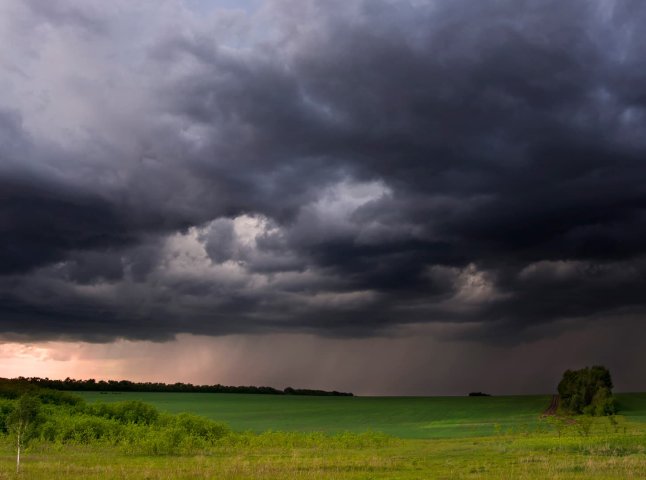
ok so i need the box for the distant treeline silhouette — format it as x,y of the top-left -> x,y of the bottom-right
2,377 -> 353,397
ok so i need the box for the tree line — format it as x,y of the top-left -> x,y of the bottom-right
1,377 -> 353,397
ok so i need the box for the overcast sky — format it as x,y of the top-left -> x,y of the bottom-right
1,0 -> 645,394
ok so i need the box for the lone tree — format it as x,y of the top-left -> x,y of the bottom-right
557,365 -> 616,416
7,394 -> 41,473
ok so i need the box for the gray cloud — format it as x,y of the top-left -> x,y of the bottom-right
0,0 -> 645,346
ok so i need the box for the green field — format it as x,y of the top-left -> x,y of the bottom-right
76,392 -> 550,438
3,416 -> 646,479
3,429 -> 646,479
616,393 -> 646,422
76,392 -> 646,439
1,392 -> 645,478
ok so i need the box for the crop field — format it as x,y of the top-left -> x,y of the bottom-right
76,392 -> 551,438
76,392 -> 646,439
0,392 -> 645,478
615,394 -> 646,422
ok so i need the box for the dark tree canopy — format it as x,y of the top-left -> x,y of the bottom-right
468,392 -> 491,397
0,377 -> 352,397
557,366 -> 616,416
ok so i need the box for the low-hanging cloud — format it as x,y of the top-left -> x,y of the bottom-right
1,0 -> 646,344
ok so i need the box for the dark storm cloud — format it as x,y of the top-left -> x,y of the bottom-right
1,0 -> 646,342
0,176 -> 133,274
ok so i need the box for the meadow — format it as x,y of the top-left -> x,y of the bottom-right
1,417 -> 646,479
76,392 -> 551,438
0,391 -> 645,478
76,392 -> 646,437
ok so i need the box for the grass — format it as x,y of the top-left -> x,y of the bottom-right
76,392 -> 550,438
1,393 -> 644,478
1,420 -> 646,479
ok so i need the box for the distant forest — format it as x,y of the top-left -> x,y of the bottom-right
1,377 -> 353,397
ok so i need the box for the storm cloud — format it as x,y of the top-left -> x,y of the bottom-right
1,0 -> 646,345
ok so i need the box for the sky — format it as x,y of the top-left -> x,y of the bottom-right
0,0 -> 645,395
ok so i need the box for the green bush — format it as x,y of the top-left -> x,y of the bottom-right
0,389 -> 236,455
587,387 -> 616,416
39,413 -> 124,443
0,398 -> 14,434
558,366 -> 616,416
29,400 -> 231,454
169,412 -> 231,440
87,400 -> 160,425
118,419 -> 230,456
37,389 -> 84,407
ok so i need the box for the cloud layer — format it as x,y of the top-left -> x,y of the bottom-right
1,0 -> 646,344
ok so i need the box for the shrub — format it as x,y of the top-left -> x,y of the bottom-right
558,366 -> 616,416
39,413 -> 124,443
37,389 -> 84,407
1,391 -> 234,456
588,387 -> 616,416
170,412 -> 231,441
0,398 -> 14,434
88,400 -> 159,425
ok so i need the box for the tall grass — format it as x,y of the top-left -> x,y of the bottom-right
1,422 -> 645,479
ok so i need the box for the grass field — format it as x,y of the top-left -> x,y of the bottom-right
76,392 -> 550,438
0,392 -> 644,478
2,420 -> 646,479
76,392 -> 646,438
616,394 -> 646,422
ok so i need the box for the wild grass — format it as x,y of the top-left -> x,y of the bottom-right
0,418 -> 645,479
1,392 -> 646,478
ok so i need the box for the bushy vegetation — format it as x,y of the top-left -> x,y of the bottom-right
0,384 -> 233,459
558,365 -> 617,416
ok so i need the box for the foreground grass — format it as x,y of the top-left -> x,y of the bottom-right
1,393 -> 643,478
1,418 -> 645,479
77,392 -> 550,438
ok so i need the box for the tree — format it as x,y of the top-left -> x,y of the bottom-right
7,394 -> 41,472
557,365 -> 616,415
